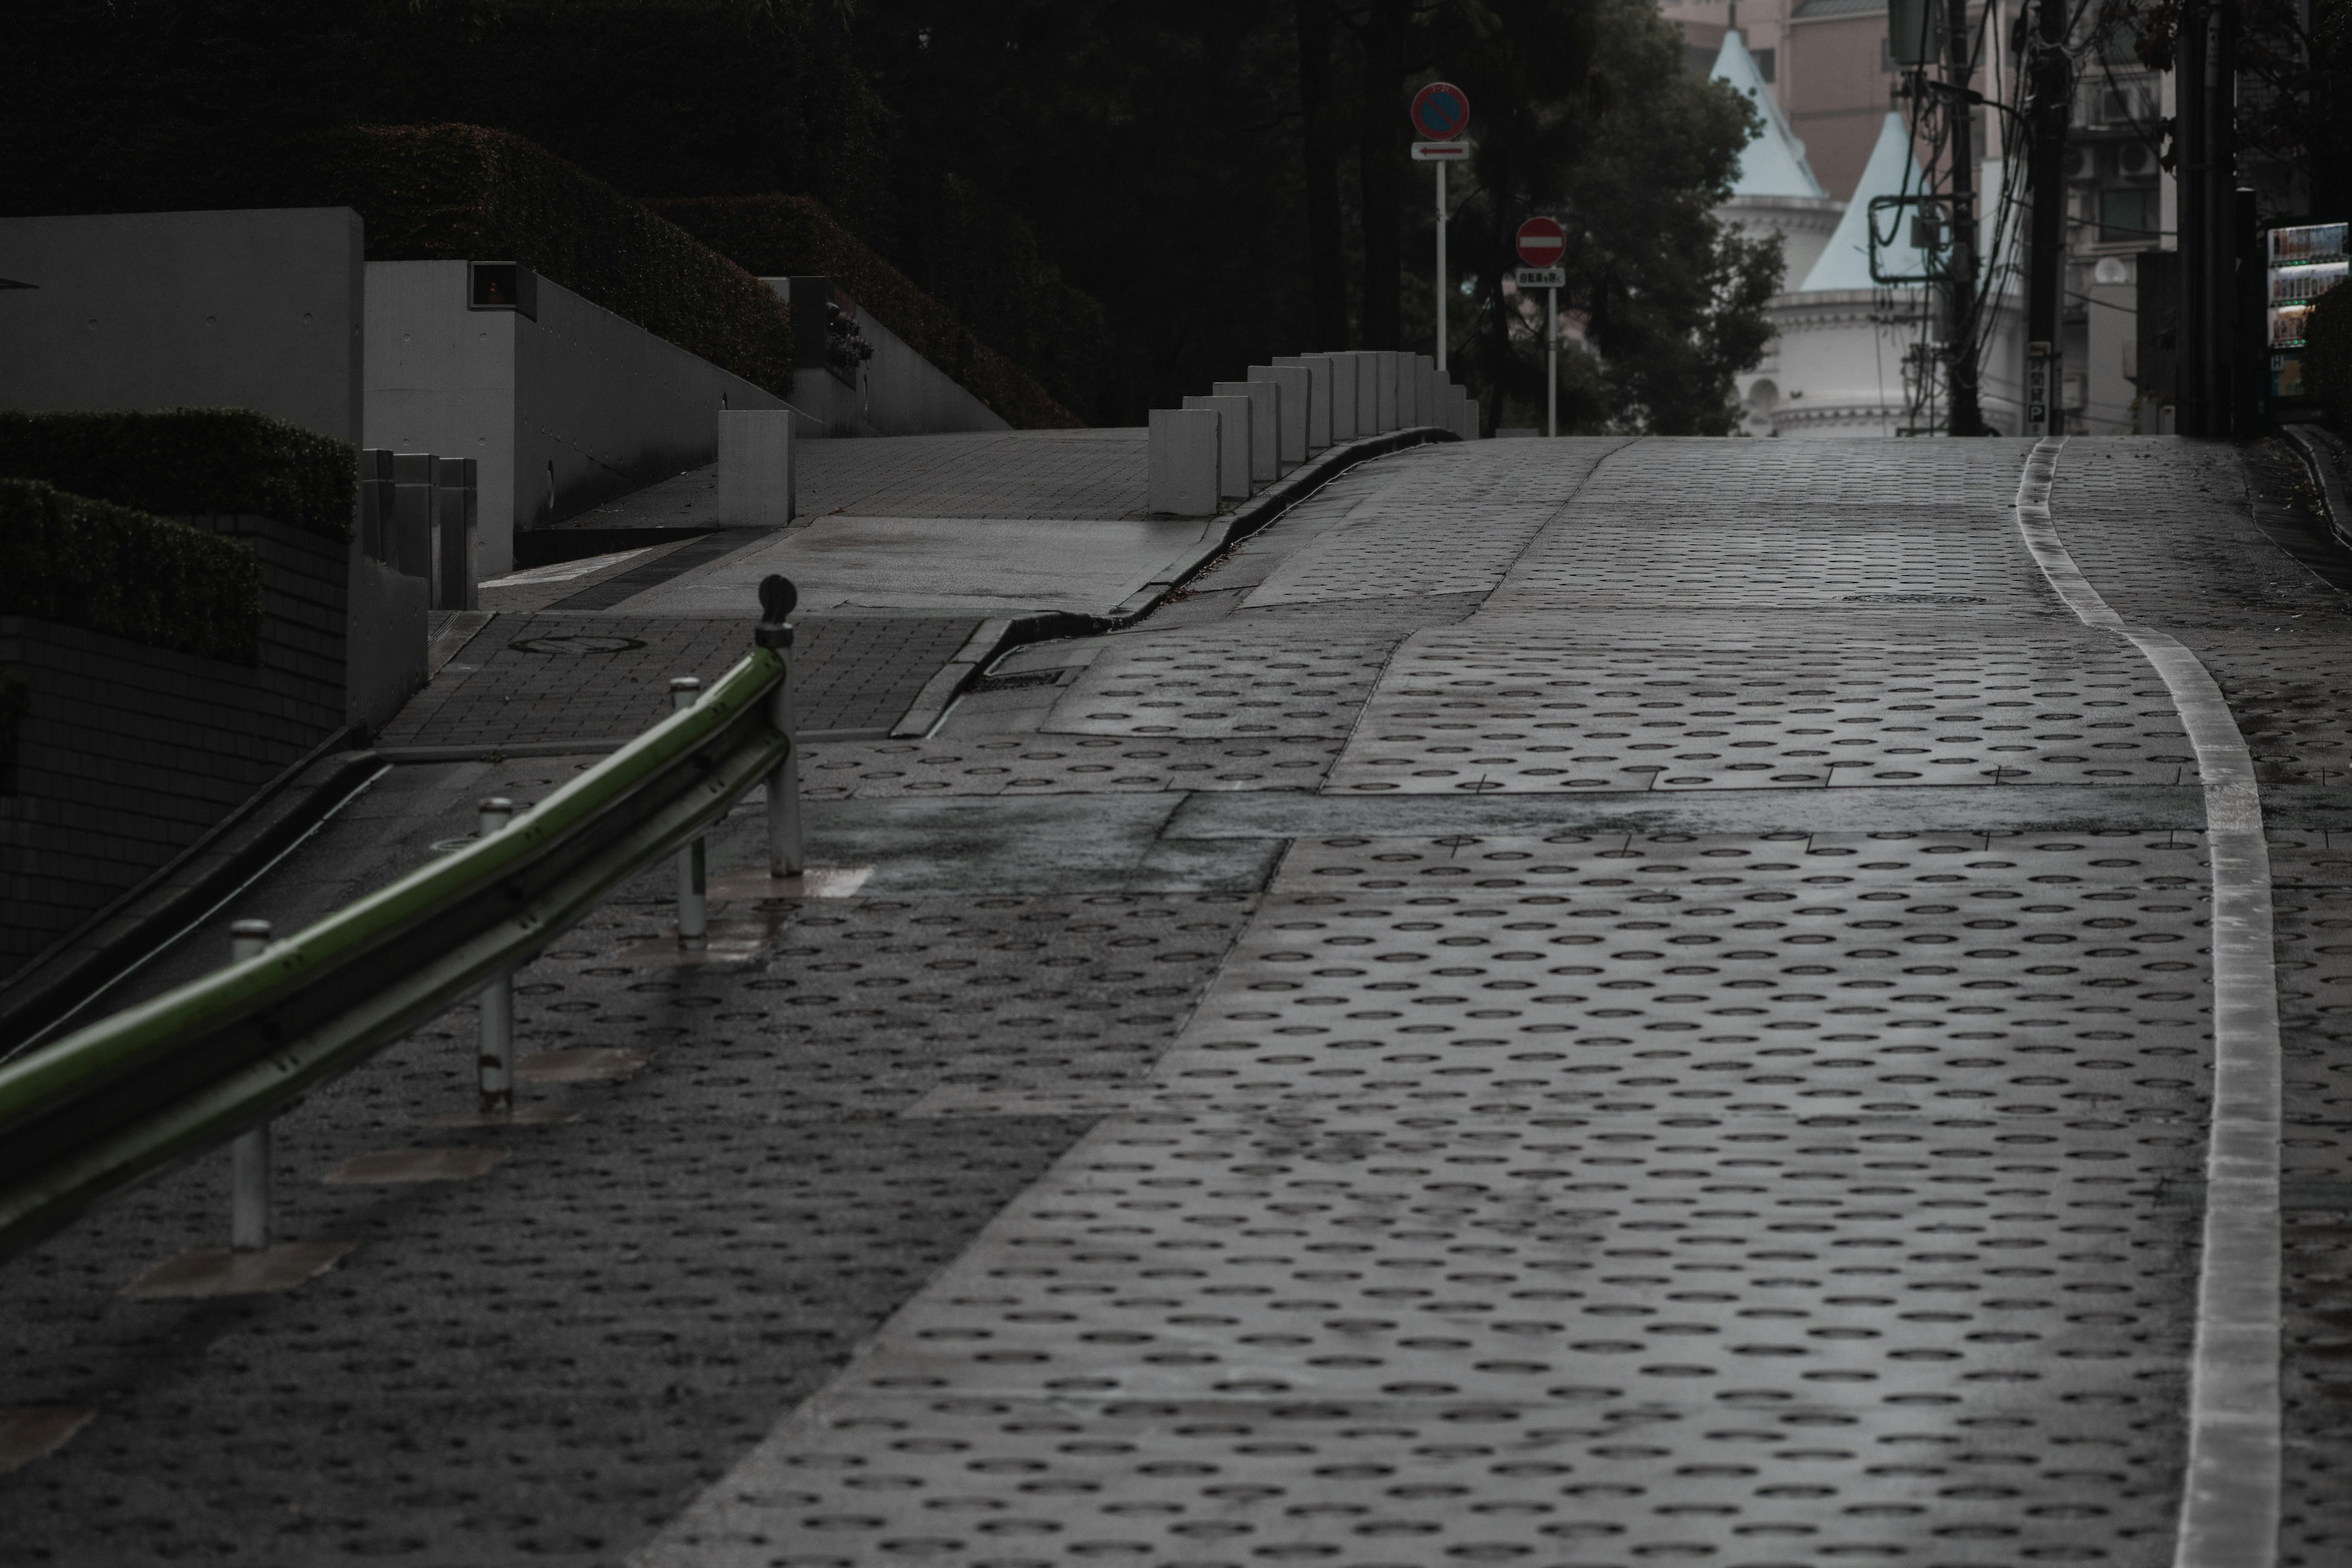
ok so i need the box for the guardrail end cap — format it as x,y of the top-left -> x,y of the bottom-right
755,573 -> 797,650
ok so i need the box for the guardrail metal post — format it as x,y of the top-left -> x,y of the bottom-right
671,677 -> 709,949
754,575 -> 802,878
475,797 -> 516,1113
228,919 -> 273,1250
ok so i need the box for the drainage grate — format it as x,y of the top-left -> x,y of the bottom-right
969,668 -> 1072,694
1841,591 -> 1987,603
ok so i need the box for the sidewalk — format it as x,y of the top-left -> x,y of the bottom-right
4,433 -> 2348,1566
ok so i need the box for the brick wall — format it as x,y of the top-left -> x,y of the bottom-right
0,518 -> 347,975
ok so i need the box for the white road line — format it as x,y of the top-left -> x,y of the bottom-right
478,546 -> 652,589
2011,435 -> 2282,1568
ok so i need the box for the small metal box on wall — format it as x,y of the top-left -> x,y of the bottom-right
467,261 -> 538,320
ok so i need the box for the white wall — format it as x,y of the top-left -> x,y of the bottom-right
0,207 -> 364,443
1760,288 -> 2027,438
761,279 -> 1009,439
366,260 -> 786,576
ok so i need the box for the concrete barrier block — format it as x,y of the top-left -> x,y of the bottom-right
1148,407 -> 1221,516
1387,352 -> 1415,427
1274,355 -> 1334,451
718,409 -> 796,526
1322,353 -> 1360,442
1370,353 -> 1399,431
1213,380 -> 1282,484
1409,355 -> 1434,427
1250,364 -> 1310,469
1184,394 -> 1253,498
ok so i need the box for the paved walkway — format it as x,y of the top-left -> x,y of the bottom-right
5,435 -> 2350,1567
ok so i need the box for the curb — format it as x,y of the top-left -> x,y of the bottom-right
0,738 -> 386,1058
2282,423 -> 2352,549
892,424 -> 1463,737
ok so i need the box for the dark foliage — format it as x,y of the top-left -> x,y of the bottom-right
655,195 -> 1085,428
0,410 -> 354,541
2308,283 -> 2352,429
309,124 -> 797,396
0,480 -> 262,664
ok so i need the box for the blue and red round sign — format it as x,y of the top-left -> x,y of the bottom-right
1411,81 -> 1471,141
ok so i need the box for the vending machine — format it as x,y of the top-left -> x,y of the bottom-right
2268,222 -> 2348,402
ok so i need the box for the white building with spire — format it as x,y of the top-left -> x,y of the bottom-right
1730,103 -> 2028,436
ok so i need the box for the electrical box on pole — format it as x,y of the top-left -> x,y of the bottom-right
1888,0 -> 1942,67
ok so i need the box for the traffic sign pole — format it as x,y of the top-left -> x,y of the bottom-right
1514,218 -> 1569,439
1547,286 -> 1558,439
1434,161 -> 1448,374
1410,83 -> 1469,378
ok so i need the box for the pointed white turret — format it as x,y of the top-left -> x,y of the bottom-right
1711,32 -> 1827,201
1800,111 -> 1925,292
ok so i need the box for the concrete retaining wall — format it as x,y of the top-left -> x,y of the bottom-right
0,207 -> 365,445
769,277 -> 1011,440
0,514 -> 349,970
365,259 -> 788,577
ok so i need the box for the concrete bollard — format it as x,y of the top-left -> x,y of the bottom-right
1371,353 -> 1401,431
1213,380 -> 1283,484
1250,364 -> 1310,469
670,677 -> 708,949
1322,353 -> 1360,442
475,797 -> 516,1114
1272,356 -> 1333,453
755,575 -> 804,879
391,453 -> 437,580
718,409 -> 796,527
1183,395 -> 1253,499
1351,352 -> 1382,435
227,919 -> 273,1250
1148,407 -> 1222,517
1373,352 -> 1411,425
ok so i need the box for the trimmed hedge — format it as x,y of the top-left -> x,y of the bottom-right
654,194 -> 1083,430
2308,285 -> 2352,432
311,124 -> 794,396
0,480 -> 262,664
0,409 -> 353,543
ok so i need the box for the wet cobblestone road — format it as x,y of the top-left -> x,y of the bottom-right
6,435 -> 2349,1567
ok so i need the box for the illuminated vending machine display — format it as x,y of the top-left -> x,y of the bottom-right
2269,222 -> 2348,399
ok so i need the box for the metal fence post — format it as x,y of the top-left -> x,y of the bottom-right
475,797 -> 515,1112
754,575 -> 802,878
228,919 -> 273,1250
671,678 -> 709,948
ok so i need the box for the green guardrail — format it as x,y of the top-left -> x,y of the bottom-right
0,576 -> 807,1264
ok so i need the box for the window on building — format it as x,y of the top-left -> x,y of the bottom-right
1754,47 -> 1776,80
2099,187 -> 2156,244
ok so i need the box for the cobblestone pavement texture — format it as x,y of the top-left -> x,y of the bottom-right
6,434 -> 2351,1566
377,614 -> 983,749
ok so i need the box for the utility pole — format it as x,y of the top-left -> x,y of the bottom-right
2177,0 -> 2211,434
1942,0 -> 1988,434
2204,1 -> 2238,433
2024,0 -> 2070,435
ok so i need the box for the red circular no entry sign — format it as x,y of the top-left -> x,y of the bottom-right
1515,216 -> 1567,267
1411,81 -> 1471,141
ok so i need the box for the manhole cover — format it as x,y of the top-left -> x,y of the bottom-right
1840,592 -> 1986,604
509,634 -> 647,655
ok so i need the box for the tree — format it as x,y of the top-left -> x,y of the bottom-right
1413,0 -> 1780,432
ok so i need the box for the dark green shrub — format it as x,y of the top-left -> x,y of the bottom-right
2308,284 -> 2352,431
0,410 -> 353,543
0,480 -> 261,664
310,124 -> 795,396
653,193 -> 1084,429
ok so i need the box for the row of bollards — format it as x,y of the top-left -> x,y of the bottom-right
223,584 -> 802,1251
